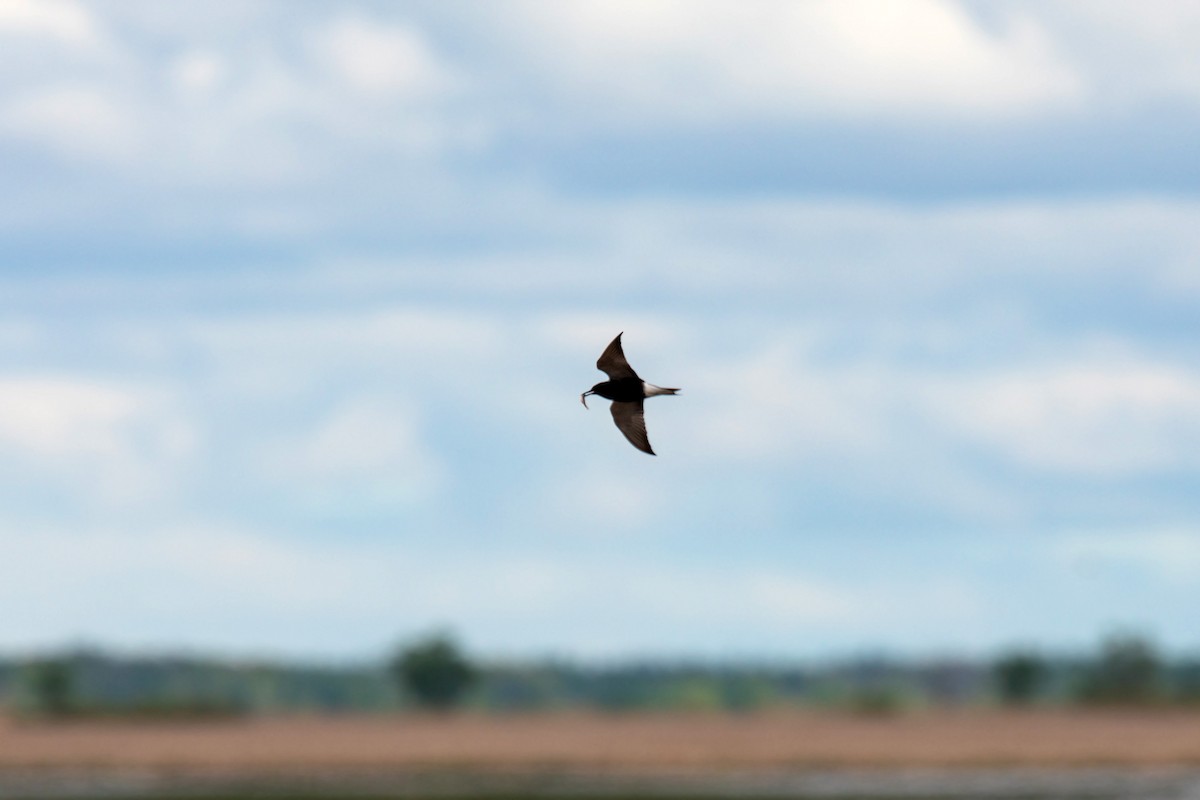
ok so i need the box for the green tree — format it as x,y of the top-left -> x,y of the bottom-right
660,677 -> 722,711
391,633 -> 476,711
994,650 -> 1046,705
1172,659 -> 1200,704
27,658 -> 75,716
1078,633 -> 1162,705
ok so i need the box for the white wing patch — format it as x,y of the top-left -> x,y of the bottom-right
642,382 -> 677,397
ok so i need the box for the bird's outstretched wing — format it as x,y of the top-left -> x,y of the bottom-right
610,399 -> 655,455
596,332 -> 639,381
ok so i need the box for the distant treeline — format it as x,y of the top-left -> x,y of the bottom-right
2,633 -> 1199,718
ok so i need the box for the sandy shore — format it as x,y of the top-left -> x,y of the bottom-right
1,709 -> 1199,770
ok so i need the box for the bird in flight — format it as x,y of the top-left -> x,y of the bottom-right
581,332 -> 679,455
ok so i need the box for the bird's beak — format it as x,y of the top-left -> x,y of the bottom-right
580,391 -> 592,409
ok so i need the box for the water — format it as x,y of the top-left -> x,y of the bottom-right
3,768 -> 1200,800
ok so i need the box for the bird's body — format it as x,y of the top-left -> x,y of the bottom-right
588,378 -> 679,404
581,333 -> 679,455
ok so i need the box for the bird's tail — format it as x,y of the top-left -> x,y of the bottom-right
644,384 -> 680,397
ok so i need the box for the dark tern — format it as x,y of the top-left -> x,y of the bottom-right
581,332 -> 680,455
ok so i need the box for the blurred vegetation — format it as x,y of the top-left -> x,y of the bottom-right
1,632 -> 1196,718
0,649 -> 396,719
26,658 -> 76,717
1074,633 -> 1163,706
391,633 -> 477,711
994,650 -> 1047,706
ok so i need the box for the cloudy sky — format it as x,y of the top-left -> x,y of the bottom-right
2,0 -> 1199,661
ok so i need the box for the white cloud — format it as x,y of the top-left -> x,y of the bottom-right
0,3 -> 1196,237
0,0 -> 98,45
170,50 -> 226,94
312,15 -> 451,97
498,0 -> 1083,123
1,1 -> 1199,662
186,307 -> 506,391
1,84 -> 141,160
551,471 -> 664,531
0,7 -> 471,181
1023,1 -> 1200,108
298,402 -> 427,475
536,313 -> 690,358
257,399 -> 444,511
929,359 -> 1200,474
0,376 -> 195,504
295,196 -> 1200,309
675,340 -> 889,462
3,0 -> 1200,205
0,377 -> 139,457
652,327 -> 1200,488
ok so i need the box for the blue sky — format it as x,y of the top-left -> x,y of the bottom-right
2,0 -> 1200,661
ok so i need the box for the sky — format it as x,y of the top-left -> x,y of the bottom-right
2,0 -> 1200,662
